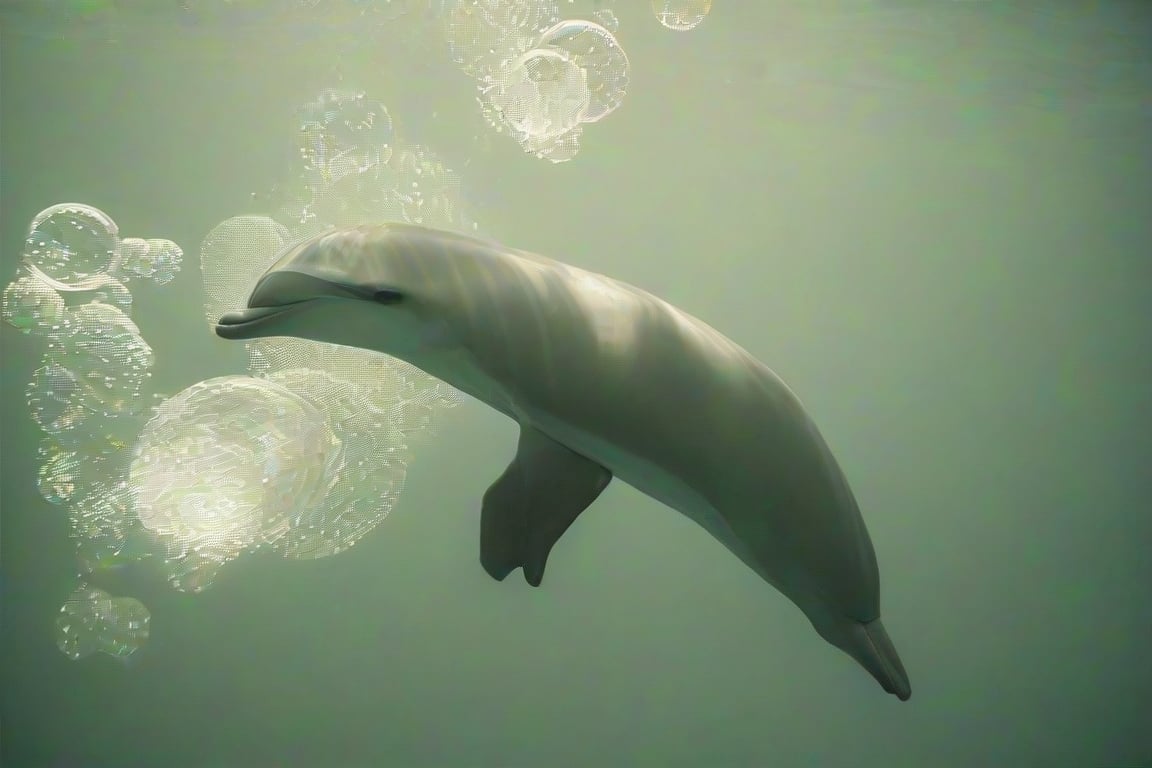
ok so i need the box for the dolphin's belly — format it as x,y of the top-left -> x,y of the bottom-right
521,405 -> 765,577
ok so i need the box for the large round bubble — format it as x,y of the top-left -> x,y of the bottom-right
129,376 -> 344,591
537,20 -> 629,123
24,203 -> 121,284
489,47 -> 591,138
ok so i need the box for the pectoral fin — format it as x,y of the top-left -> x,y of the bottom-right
480,426 -> 612,587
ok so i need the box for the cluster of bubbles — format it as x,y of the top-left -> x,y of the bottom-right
5,88 -> 475,660
437,0 -> 712,161
57,584 -> 150,662
277,89 -> 478,234
0,203 -> 181,663
162,87 -> 471,588
4,204 -> 180,436
442,0 -> 630,162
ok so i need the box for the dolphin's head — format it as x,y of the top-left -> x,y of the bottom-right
215,225 -> 446,356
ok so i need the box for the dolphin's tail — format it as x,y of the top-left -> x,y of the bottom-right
846,617 -> 912,701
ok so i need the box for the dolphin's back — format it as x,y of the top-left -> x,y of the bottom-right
375,227 -> 883,619
230,223 -> 910,700
307,225 -> 881,619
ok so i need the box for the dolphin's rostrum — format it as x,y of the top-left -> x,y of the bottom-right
216,223 -> 912,700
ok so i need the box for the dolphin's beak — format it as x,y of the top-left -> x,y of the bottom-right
214,269 -> 392,340
215,304 -> 299,339
215,269 -> 340,340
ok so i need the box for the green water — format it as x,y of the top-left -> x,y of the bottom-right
2,2 -> 1150,766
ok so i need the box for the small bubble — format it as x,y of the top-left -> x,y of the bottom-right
56,584 -> 150,662
1,273 -> 66,335
651,0 -> 712,32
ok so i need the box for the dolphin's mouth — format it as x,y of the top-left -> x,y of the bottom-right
215,302 -> 305,339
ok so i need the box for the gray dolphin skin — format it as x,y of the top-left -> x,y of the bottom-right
216,222 -> 911,700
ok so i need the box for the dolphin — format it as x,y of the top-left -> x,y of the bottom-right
216,222 -> 912,700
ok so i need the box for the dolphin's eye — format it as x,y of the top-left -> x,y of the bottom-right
372,288 -> 403,304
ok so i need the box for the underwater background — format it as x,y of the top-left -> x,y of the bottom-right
1,1 -> 1150,766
